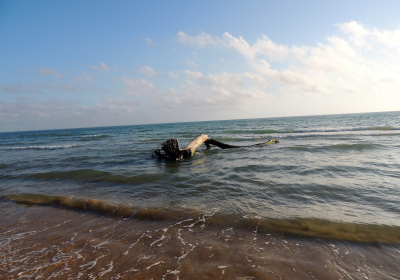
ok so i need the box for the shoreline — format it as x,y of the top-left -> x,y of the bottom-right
1,200 -> 399,279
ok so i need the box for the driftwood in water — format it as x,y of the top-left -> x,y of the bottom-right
153,134 -> 210,160
153,134 -> 279,160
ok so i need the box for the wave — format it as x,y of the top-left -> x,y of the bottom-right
4,193 -> 400,244
140,138 -> 169,143
283,132 -> 400,139
80,135 -> 110,140
5,194 -> 198,221
30,169 -> 164,184
224,129 -> 283,134
224,126 -> 400,135
0,164 -> 9,169
371,126 -> 395,130
288,143 -> 378,152
13,132 -> 71,139
32,169 -> 109,180
210,215 -> 400,244
328,143 -> 377,150
0,142 -> 24,146
0,144 -> 84,150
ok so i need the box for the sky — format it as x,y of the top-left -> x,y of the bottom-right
1,0 -> 400,132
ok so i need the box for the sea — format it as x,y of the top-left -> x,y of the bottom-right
1,111 -> 400,279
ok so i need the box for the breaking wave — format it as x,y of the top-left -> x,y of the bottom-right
5,193 -> 400,244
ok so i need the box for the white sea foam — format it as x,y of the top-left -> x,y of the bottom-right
98,261 -> 114,277
146,261 -> 164,270
124,232 -> 146,255
0,144 -> 84,150
80,255 -> 105,270
150,233 -> 168,247
81,134 -> 109,138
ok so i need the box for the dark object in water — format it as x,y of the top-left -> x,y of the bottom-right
153,134 -> 279,160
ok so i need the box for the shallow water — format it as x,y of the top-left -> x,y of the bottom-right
2,201 -> 400,280
1,111 -> 400,279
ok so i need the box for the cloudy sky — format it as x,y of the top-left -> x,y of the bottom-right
1,0 -> 400,132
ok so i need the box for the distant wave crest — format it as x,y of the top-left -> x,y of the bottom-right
0,144 -> 84,150
82,134 -> 110,141
224,126 -> 400,135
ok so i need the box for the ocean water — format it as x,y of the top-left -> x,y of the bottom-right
1,111 -> 400,279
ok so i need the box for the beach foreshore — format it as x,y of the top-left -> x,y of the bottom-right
1,201 -> 399,280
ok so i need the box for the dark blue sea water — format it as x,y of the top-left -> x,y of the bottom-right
1,111 -> 400,279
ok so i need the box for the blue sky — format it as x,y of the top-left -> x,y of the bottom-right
1,0 -> 400,132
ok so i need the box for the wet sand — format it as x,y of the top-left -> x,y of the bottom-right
1,201 -> 399,279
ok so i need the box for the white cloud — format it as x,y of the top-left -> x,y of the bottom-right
120,77 -> 158,96
0,82 -> 81,93
337,21 -> 400,50
145,37 -> 153,44
184,58 -> 198,68
0,81 -> 110,95
169,71 -> 179,79
222,32 -> 290,61
162,80 -> 271,110
139,65 -> 157,77
372,28 -> 400,49
74,76 -> 93,82
336,21 -> 369,46
39,67 -> 63,78
178,23 -> 400,98
0,99 -> 139,131
0,100 -> 79,122
184,70 -> 244,87
177,31 -> 216,48
104,97 -> 139,106
177,31 -> 289,61
91,63 -> 110,72
74,71 -> 94,82
1,83 -> 38,94
118,73 -> 271,112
